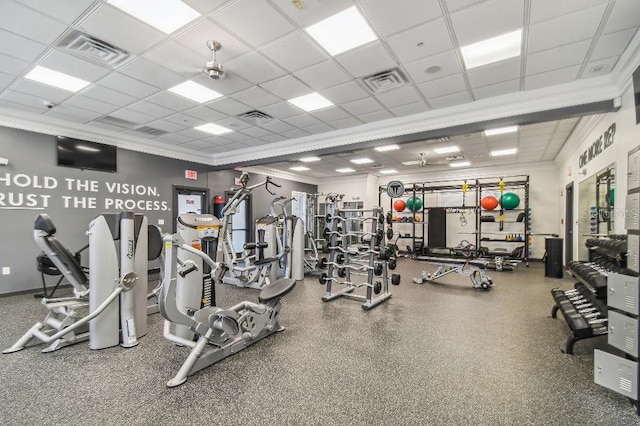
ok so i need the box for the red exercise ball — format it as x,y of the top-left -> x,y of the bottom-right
481,195 -> 499,210
393,199 -> 406,212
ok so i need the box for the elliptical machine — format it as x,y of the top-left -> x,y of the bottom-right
159,212 -> 296,387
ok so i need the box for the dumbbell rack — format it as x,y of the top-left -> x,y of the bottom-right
318,206 -> 400,310
594,145 -> 640,414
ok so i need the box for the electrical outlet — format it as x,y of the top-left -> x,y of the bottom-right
2,267 -> 10,275
158,219 -> 165,225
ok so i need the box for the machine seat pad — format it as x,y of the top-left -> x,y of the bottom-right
259,278 -> 296,303
254,257 -> 277,266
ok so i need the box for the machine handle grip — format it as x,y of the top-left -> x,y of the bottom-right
178,262 -> 198,278
243,242 -> 268,250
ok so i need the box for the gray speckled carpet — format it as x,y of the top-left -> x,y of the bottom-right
1,260 -> 638,425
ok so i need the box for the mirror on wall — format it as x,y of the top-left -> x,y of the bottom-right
577,163 -> 615,260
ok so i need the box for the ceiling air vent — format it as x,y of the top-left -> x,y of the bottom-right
95,116 -> 138,129
371,164 -> 384,169
445,155 -> 465,161
58,30 -> 132,68
134,126 -> 167,137
237,110 -> 274,125
362,68 -> 407,93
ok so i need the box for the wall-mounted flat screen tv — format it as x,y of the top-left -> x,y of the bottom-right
57,136 -> 117,173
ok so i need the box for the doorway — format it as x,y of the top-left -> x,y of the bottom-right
565,182 -> 573,266
173,185 -> 210,232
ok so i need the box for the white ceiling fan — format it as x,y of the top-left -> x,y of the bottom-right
201,40 -> 224,80
404,152 -> 451,167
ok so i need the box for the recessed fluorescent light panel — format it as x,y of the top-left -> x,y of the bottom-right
25,66 -> 90,92
336,167 -> 356,173
290,166 -> 310,172
460,29 -> 522,70
484,125 -> 518,136
288,92 -> 334,112
402,160 -> 422,166
305,6 -> 377,56
374,144 -> 400,152
491,148 -> 517,157
380,169 -> 398,174
350,158 -> 373,165
108,0 -> 200,34
450,161 -> 471,168
433,146 -> 460,154
194,123 -> 233,135
168,81 -> 222,103
300,156 -> 321,162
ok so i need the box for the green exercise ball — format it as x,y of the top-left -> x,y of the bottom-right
500,192 -> 520,210
406,197 -> 414,211
406,197 -> 422,212
609,188 -> 615,206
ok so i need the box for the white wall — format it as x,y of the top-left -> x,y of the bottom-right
557,76 -> 640,261
318,174 -> 380,210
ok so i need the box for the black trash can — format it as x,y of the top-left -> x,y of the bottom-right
545,237 -> 563,278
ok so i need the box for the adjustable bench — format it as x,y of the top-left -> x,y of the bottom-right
413,256 -> 493,290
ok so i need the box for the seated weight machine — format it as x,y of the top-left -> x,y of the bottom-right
220,172 -> 285,289
264,195 -> 305,281
159,213 -> 296,387
4,212 -> 158,354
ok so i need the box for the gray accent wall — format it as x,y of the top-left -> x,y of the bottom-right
0,127 -> 316,294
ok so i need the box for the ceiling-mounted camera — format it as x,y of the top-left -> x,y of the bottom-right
202,40 -> 224,80
43,101 -> 54,109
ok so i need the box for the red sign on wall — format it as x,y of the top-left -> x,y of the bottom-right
185,170 -> 197,180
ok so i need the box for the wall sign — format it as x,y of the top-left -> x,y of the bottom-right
387,180 -> 405,198
578,123 -> 616,168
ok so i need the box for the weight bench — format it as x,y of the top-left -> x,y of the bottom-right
413,256 -> 493,290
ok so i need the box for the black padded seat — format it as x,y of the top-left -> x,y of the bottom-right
147,225 -> 163,261
258,278 -> 296,303
46,237 -> 88,286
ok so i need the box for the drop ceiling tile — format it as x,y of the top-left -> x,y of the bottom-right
389,100 -> 430,116
79,4 -> 165,55
182,140 -> 216,150
428,91 -> 472,109
211,0 -> 294,47
0,29 -> 47,63
100,73 -> 160,98
404,50 -> 462,84
183,105 -> 226,122
312,106 -> 352,122
179,127 -> 210,139
335,41 -> 397,78
375,85 -> 423,108
89,121 -> 127,133
45,111 -> 91,123
261,102 -> 303,120
260,134 -> 288,143
195,72 -> 252,96
40,50 -> 112,81
119,59 -> 185,90
444,0 -> 488,12
450,0 -> 524,46
0,1 -> 67,44
173,19 -> 250,62
145,119 -> 188,133
109,108 -> 154,125
183,0 -> 227,14
208,97 -> 251,116
269,0 -> 353,27
294,61 -> 352,90
233,86 -> 282,109
84,85 -> 138,107
284,114 -> 323,128
225,52 -> 287,85
582,57 -> 619,78
341,97 -> 384,116
215,116 -> 252,131
473,79 -> 520,99
240,126 -> 274,138
362,0 -> 443,37
127,100 -> 175,119
418,73 -> 467,99
0,71 -> 15,87
259,120 -> 296,133
49,104 -> 103,121
305,123 -> 336,134
260,33 -> 327,73
359,109 -> 394,123
526,39 -> 590,76
15,0 -> 97,24
0,53 -> 31,75
527,4 -> 607,53
321,81 -> 369,104
11,80 -> 73,103
155,133 -> 193,144
386,18 -> 454,63
261,75 -> 312,100
1,90 -> 53,111
467,58 -> 521,88
590,28 -> 637,61
603,0 -> 640,34
145,40 -> 206,76
529,0 -> 609,24
281,129 -> 310,139
217,131 -> 253,142
147,91 -> 197,111
524,66 -> 579,90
